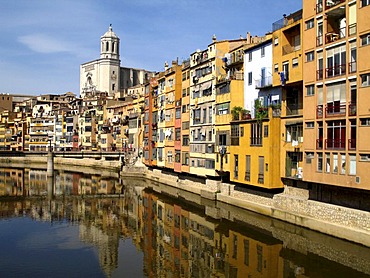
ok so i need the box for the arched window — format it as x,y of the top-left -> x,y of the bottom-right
106,41 -> 109,51
112,42 -> 115,53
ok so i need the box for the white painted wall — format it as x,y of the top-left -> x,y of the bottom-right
244,40 -> 273,117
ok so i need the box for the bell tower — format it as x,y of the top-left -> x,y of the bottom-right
100,24 -> 120,60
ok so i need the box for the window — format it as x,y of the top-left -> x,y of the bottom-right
176,107 -> 181,119
219,133 -> 227,146
306,85 -> 315,96
360,118 -> 370,126
244,240 -> 250,266
360,154 -> 370,161
182,135 -> 189,146
340,154 -> 346,174
306,19 -> 314,29
361,0 -> 370,7
274,64 -> 279,72
231,124 -> 240,145
182,121 -> 189,130
245,155 -> 251,181
175,150 -> 180,163
306,122 -> 314,128
264,125 -> 268,137
248,72 -> 252,85
261,46 -> 265,57
333,153 -> 338,173
306,152 -> 314,164
317,152 -> 323,172
216,103 -> 230,115
361,33 -> 370,46
274,37 -> 279,45
258,156 -> 264,184
306,51 -> 314,62
286,124 -> 303,143
292,58 -> 298,68
326,45 -> 346,78
349,154 -> 356,175
248,52 -> 252,62
361,73 -> 370,87
175,128 -> 181,141
234,155 -> 239,179
251,123 -> 263,146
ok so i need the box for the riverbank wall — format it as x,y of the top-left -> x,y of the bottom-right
1,155 -> 369,248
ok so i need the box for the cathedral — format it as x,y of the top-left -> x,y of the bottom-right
80,25 -> 154,99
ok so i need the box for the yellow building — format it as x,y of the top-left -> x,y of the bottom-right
302,0 -> 370,192
215,43 -> 245,178
229,108 -> 282,189
272,10 -> 304,181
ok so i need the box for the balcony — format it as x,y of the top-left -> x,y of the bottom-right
325,64 -> 346,79
316,36 -> 323,47
325,103 -> 346,117
255,76 -> 272,89
250,137 -> 262,146
316,105 -> 323,119
326,138 -> 345,150
282,44 -> 301,55
348,139 -> 356,150
349,103 -> 357,116
316,139 -> 323,150
325,0 -> 345,10
317,69 -> 324,81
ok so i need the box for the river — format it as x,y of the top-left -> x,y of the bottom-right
0,167 -> 369,277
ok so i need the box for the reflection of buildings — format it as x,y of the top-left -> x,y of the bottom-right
0,168 -> 24,196
1,168 -> 370,277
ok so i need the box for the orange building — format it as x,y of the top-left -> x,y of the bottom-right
302,0 -> 370,198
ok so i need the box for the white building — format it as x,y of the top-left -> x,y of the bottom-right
244,36 -> 276,117
80,25 -> 154,99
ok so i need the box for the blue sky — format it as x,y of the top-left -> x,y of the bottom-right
0,0 -> 302,96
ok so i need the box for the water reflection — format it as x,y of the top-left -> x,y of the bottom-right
0,167 -> 370,277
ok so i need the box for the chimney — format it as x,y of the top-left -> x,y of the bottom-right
246,32 -> 251,44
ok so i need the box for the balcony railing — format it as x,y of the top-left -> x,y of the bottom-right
325,0 -> 345,10
325,103 -> 346,117
255,76 -> 272,89
316,139 -> 323,149
316,105 -> 323,118
326,64 -> 346,78
282,44 -> 301,55
348,139 -> 356,150
349,103 -> 357,116
349,61 -> 357,74
317,69 -> 323,81
326,138 -> 345,150
250,137 -> 262,146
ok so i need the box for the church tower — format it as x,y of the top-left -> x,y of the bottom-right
100,24 -> 120,60
80,25 -> 121,98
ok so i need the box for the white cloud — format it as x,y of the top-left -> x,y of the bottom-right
18,33 -> 71,54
